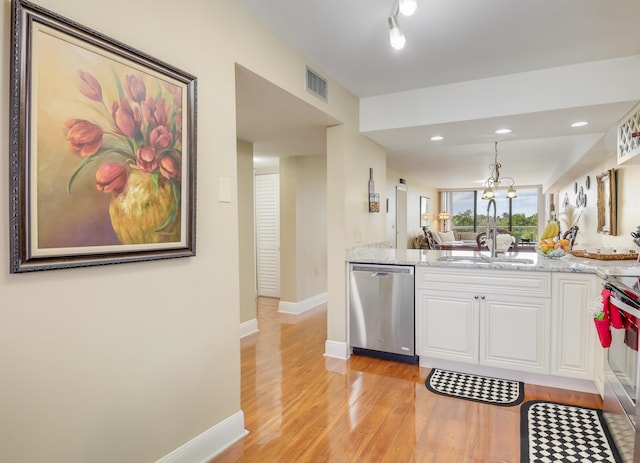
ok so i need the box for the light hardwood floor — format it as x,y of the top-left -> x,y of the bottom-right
211,297 -> 602,462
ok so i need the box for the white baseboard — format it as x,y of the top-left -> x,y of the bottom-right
420,357 -> 598,394
278,292 -> 327,315
324,340 -> 349,360
240,318 -> 258,338
155,411 -> 248,463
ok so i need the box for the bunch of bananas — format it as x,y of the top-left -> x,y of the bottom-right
541,220 -> 560,240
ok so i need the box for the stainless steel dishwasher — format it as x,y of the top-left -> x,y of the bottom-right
349,263 -> 416,364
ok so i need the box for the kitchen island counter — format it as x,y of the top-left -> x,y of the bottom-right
347,247 -> 640,277
346,245 -> 640,393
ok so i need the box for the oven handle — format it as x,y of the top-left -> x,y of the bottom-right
609,296 -> 640,319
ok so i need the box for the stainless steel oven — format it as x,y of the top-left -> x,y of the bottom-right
603,275 -> 640,463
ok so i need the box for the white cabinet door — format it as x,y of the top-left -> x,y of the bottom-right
479,295 -> 550,374
551,273 -> 596,380
417,289 -> 479,364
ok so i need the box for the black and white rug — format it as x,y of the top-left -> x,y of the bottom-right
521,400 -> 623,463
425,368 -> 524,406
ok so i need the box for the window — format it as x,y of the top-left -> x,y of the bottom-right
450,191 -> 476,232
446,187 -> 539,242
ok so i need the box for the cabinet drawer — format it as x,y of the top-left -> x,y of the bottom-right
416,267 -> 551,298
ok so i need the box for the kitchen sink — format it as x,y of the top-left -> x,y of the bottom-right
437,256 -> 487,263
437,256 -> 535,265
488,257 -> 535,264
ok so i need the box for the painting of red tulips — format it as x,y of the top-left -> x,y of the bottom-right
9,0 -> 197,272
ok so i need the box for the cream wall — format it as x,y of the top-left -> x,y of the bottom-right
279,158 -> 296,302
1,0 -> 368,462
344,140 -> 387,247
613,163 -> 640,250
280,155 -> 328,302
327,124 -> 387,348
295,156 -> 328,300
0,0 -> 240,463
2,0 -> 243,461
237,140 -> 256,324
554,150 -> 640,251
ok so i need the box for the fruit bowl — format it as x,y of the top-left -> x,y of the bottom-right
536,236 -> 570,258
535,247 -> 567,258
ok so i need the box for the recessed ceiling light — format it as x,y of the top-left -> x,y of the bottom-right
495,128 -> 512,134
430,135 -> 444,141
571,121 -> 588,127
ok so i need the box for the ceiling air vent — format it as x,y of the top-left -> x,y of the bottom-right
305,66 -> 327,101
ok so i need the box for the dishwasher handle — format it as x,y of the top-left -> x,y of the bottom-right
372,272 -> 391,278
350,264 -> 414,275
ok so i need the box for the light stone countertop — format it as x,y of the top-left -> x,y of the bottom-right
346,247 -> 640,278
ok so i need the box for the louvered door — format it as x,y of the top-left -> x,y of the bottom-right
255,173 -> 280,297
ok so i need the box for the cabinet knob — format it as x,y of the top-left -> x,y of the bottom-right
481,295 -> 486,300
474,295 -> 479,299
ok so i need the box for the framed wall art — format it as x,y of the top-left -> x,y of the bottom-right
596,168 -> 617,236
419,196 -> 430,228
9,0 -> 197,272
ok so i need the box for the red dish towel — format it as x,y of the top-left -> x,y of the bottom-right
602,288 -> 623,329
594,318 -> 612,348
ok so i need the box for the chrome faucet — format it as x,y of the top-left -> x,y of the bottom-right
486,199 -> 497,257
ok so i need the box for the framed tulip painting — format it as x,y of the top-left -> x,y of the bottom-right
9,0 -> 197,272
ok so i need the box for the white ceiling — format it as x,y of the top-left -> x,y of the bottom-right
235,66 -> 340,168
235,0 -> 640,191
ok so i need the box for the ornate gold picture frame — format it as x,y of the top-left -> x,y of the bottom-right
596,168 -> 616,235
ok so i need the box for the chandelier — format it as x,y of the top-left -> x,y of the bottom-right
481,141 -> 517,200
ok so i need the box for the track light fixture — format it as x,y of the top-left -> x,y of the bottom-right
388,0 -> 417,50
388,15 -> 406,50
399,0 -> 418,16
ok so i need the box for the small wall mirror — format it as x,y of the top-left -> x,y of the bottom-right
420,196 -> 430,227
597,169 -> 617,235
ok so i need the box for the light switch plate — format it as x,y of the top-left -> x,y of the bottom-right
219,177 -> 231,203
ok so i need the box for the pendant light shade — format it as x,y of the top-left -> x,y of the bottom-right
481,187 -> 495,200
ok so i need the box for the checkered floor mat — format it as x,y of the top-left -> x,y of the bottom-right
603,411 -> 635,463
521,401 -> 623,463
425,368 -> 524,406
